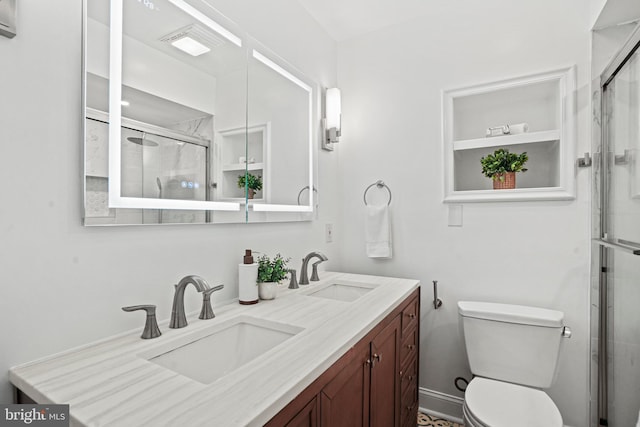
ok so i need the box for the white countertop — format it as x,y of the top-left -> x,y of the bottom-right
10,272 -> 419,427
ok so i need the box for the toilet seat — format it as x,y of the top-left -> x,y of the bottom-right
463,377 -> 563,427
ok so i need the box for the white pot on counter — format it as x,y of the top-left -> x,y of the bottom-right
258,281 -> 278,300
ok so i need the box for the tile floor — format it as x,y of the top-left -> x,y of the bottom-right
417,411 -> 463,427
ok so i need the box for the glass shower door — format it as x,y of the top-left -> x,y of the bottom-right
121,130 -> 209,224
599,40 -> 640,427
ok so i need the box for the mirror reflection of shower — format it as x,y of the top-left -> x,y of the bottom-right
127,132 -> 159,147
123,127 -> 209,225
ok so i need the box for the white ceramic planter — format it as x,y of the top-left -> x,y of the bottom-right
258,281 -> 278,300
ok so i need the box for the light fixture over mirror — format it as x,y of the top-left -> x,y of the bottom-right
322,87 -> 341,151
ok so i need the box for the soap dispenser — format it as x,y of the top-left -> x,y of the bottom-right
238,249 -> 259,305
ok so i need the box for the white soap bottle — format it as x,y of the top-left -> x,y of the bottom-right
238,249 -> 259,305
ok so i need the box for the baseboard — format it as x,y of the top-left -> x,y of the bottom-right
418,387 -> 464,424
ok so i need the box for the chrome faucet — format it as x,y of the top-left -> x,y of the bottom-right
299,252 -> 328,285
170,275 -> 210,329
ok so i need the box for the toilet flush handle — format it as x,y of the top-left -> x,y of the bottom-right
562,326 -> 572,338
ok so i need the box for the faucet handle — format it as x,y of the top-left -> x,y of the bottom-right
122,305 -> 162,339
199,284 -> 224,320
311,261 -> 323,281
288,269 -> 299,289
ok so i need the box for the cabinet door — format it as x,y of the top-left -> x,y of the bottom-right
320,342 -> 371,427
285,396 -> 318,427
370,315 -> 401,427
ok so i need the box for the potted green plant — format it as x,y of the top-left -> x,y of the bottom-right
480,148 -> 528,189
256,253 -> 290,300
237,173 -> 263,199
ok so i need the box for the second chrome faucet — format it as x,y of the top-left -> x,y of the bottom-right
170,275 -> 223,329
299,252 -> 328,285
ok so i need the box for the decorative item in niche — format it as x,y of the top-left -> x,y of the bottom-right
238,173 -> 263,199
480,148 -> 528,190
485,122 -> 529,137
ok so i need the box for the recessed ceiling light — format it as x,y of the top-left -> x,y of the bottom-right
120,100 -> 130,106
171,36 -> 210,57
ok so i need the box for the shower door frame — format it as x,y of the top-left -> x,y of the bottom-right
594,24 -> 640,427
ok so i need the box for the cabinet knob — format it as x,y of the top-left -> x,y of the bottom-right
371,353 -> 382,368
365,359 -> 371,366
407,344 -> 415,350
407,313 -> 416,319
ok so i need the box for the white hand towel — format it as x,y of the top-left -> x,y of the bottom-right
365,204 -> 392,258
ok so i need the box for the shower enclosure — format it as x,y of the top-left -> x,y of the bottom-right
593,26 -> 640,427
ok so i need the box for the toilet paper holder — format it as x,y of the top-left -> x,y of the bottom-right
433,280 -> 443,309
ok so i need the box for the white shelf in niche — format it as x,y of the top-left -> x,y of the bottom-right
222,163 -> 265,172
442,66 -> 576,203
453,129 -> 561,151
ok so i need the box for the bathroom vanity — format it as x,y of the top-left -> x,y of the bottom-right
9,273 -> 420,426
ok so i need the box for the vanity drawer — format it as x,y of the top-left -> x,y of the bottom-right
400,382 -> 418,427
401,297 -> 419,336
400,357 -> 418,396
400,326 -> 418,368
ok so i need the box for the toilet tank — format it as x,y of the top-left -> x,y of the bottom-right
458,301 -> 567,388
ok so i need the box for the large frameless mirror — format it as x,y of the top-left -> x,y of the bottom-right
83,0 -> 316,225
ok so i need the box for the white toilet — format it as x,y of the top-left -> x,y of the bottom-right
458,301 -> 571,427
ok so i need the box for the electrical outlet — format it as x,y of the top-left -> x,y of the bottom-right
325,223 -> 333,243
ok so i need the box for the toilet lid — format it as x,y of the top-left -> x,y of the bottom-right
465,377 -> 563,427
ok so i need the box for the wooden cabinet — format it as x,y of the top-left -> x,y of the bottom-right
285,397 -> 318,427
320,341 -> 371,427
399,298 -> 420,427
442,66 -> 576,202
266,289 -> 420,427
369,315 -> 402,427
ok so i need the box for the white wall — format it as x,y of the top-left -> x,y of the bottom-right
336,1 -> 592,425
0,0 -> 337,405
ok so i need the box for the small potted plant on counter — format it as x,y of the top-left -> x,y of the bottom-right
480,148 -> 528,189
257,253 -> 290,300
237,173 -> 263,199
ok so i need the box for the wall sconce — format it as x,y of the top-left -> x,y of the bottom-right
322,88 -> 341,151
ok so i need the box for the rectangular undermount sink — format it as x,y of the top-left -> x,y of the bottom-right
141,316 -> 303,384
305,281 -> 379,302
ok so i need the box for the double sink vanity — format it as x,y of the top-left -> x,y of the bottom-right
10,272 -> 420,426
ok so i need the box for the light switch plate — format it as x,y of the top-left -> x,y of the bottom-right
0,0 -> 16,39
448,204 -> 463,227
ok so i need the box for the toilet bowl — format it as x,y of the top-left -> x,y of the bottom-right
463,377 -> 562,427
458,301 -> 571,427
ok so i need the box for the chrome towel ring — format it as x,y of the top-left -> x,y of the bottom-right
363,180 -> 392,206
